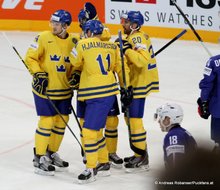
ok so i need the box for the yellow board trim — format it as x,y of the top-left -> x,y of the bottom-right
1,20 -> 219,43
106,24 -> 220,44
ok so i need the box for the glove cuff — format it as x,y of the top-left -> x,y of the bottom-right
34,72 -> 48,78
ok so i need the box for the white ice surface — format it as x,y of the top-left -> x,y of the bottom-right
0,31 -> 219,190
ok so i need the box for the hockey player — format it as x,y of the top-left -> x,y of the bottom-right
76,2 -> 124,168
24,10 -> 79,175
70,19 -> 131,183
198,54 -> 220,154
78,2 -> 111,41
118,11 -> 159,172
154,103 -> 197,168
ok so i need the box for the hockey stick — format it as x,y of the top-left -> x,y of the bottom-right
118,30 -> 146,156
70,105 -> 82,132
171,0 -> 212,57
154,29 -> 187,56
70,105 -> 85,156
2,32 -> 29,69
46,95 -> 84,157
2,32 -> 84,156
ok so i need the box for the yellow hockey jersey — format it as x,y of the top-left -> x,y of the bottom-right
79,27 -> 111,41
70,37 -> 130,101
25,31 -> 79,100
100,27 -> 111,41
125,30 -> 159,99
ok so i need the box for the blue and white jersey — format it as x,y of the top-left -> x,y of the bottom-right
199,54 -> 220,118
163,125 -> 197,168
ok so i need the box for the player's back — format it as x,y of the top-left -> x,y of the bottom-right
74,37 -> 120,101
164,125 -> 197,151
163,125 -> 197,168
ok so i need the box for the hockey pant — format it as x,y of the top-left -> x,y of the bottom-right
83,128 -> 108,168
35,115 -> 69,155
125,117 -> 147,157
105,116 -> 119,154
80,116 -> 119,154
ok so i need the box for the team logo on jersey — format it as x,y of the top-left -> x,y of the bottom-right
203,67 -> 212,76
50,55 -> 61,61
144,33 -> 149,40
72,37 -> 78,45
56,65 -> 66,72
64,56 -> 70,63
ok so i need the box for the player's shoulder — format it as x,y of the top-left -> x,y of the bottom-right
31,31 -> 51,44
38,31 -> 53,38
69,33 -> 80,45
77,37 -> 90,45
208,55 -> 220,67
128,30 -> 151,48
129,30 -> 148,39
165,126 -> 185,138
101,27 -> 111,41
74,37 -> 90,50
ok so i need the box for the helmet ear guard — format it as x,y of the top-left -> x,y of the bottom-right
155,103 -> 184,127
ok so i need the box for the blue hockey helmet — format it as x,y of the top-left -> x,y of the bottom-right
78,9 -> 88,22
83,20 -> 104,35
78,9 -> 89,28
51,10 -> 72,26
121,11 -> 144,27
84,2 -> 98,20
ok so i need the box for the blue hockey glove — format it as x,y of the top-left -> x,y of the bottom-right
120,86 -> 133,113
115,38 -> 132,54
197,98 -> 210,119
69,70 -> 81,90
32,72 -> 48,95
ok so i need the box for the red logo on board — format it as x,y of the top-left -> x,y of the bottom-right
136,0 -> 156,4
